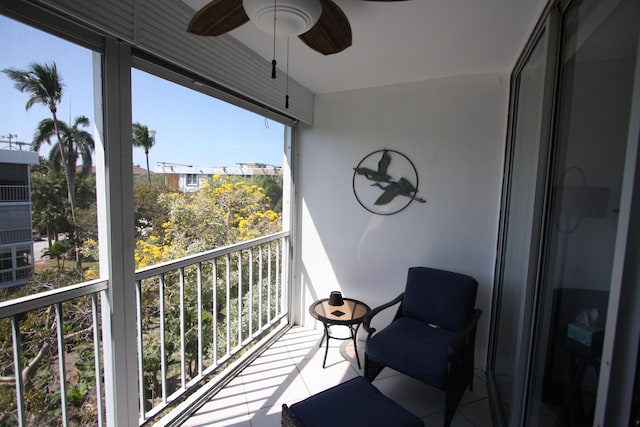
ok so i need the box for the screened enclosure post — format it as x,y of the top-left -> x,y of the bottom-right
97,39 -> 137,427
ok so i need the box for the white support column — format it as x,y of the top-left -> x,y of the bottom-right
285,125 -> 303,326
94,38 -> 138,426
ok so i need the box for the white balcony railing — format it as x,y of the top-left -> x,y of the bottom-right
0,228 -> 32,244
0,265 -> 34,286
0,279 -> 109,426
0,185 -> 30,202
0,232 -> 290,426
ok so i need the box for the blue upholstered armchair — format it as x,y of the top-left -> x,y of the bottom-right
362,267 -> 482,427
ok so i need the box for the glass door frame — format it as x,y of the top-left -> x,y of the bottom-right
486,2 -> 562,426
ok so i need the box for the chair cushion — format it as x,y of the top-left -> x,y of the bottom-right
402,267 -> 478,331
288,376 -> 423,427
366,317 -> 456,388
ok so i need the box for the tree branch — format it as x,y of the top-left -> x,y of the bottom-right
0,341 -> 50,385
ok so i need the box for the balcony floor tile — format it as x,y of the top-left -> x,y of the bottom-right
184,326 -> 493,427
182,377 -> 250,427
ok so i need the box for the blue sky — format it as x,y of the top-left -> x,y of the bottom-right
0,15 -> 284,170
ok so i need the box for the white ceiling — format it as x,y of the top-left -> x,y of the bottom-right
182,0 -> 547,95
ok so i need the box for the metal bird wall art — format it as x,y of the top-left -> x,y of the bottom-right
353,149 -> 392,183
371,178 -> 426,205
353,149 -> 425,215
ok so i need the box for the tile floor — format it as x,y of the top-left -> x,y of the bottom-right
183,326 -> 493,427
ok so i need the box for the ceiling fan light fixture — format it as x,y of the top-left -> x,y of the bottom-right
242,0 -> 322,37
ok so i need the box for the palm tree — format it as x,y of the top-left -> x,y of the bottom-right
2,62 -> 78,221
42,240 -> 74,269
32,116 -> 95,183
30,163 -> 69,248
32,116 -> 94,270
132,122 -> 156,183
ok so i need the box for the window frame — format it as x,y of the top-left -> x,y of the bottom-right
185,174 -> 198,186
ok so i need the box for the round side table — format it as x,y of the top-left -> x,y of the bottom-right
309,298 -> 371,368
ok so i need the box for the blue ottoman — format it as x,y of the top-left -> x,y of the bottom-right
281,376 -> 423,427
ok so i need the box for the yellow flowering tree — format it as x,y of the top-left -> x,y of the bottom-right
149,176 -> 281,261
132,176 -> 282,401
134,236 -> 179,269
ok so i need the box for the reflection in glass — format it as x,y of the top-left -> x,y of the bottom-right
526,0 -> 640,425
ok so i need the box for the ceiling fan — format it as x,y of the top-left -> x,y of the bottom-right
188,0 -> 411,56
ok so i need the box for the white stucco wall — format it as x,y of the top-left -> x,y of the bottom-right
295,73 -> 510,369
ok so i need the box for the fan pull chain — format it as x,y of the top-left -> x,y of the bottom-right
271,0 -> 277,79
285,37 -> 290,109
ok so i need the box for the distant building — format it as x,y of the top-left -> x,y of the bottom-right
84,164 -> 154,177
0,145 -> 38,288
157,162 -> 282,193
132,164 -> 154,177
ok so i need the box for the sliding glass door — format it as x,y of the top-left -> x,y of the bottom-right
488,16 -> 555,425
489,0 -> 640,425
526,0 -> 639,425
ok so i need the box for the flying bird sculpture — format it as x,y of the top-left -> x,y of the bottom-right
354,150 -> 426,206
353,149 -> 392,182
371,178 -> 426,205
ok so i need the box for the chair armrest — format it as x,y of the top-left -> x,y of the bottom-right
281,404 -> 303,427
362,293 -> 404,340
448,309 -> 482,360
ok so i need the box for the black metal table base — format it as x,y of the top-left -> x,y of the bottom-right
319,323 -> 362,369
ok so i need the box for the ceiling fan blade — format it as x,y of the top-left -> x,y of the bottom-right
187,0 -> 249,37
299,0 -> 352,56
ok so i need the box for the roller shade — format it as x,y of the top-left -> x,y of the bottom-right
35,0 -> 314,125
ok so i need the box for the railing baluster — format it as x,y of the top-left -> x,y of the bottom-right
275,239 -> 280,317
55,302 -> 69,427
237,250 -> 242,346
258,245 -> 263,330
283,237 -> 290,318
248,247 -> 253,338
0,185 -> 29,201
91,294 -> 105,427
212,260 -> 217,365
225,254 -> 231,355
197,262 -> 203,377
159,274 -> 167,403
11,315 -> 26,426
135,280 -> 145,419
267,242 -> 272,324
179,267 -> 186,389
